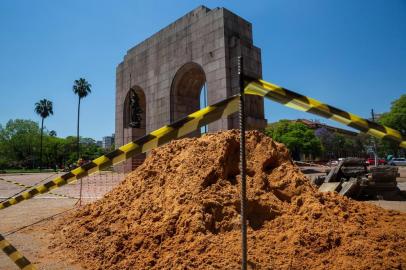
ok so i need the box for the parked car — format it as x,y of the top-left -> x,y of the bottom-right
389,158 -> 406,166
366,158 -> 386,166
327,160 -> 339,166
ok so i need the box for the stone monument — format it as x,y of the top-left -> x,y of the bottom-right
115,6 -> 266,172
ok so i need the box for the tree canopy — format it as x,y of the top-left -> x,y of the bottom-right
379,94 -> 406,135
265,120 -> 322,160
73,78 -> 92,99
73,77 -> 92,159
0,119 -> 40,168
34,99 -> 53,119
0,119 -> 105,170
264,120 -> 372,160
377,94 -> 406,156
315,127 -> 367,159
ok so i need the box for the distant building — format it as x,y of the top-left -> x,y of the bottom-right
102,134 -> 115,149
294,119 -> 357,137
96,141 -> 103,147
368,113 -> 382,122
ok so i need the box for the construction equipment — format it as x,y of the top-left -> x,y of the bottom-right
312,158 -> 401,199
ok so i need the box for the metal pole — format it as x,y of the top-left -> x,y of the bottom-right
371,109 -> 378,167
238,56 -> 247,270
204,83 -> 208,133
79,178 -> 83,206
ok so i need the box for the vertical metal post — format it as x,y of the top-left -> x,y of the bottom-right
79,178 -> 83,206
238,56 -> 247,270
371,109 -> 378,167
203,83 -> 208,133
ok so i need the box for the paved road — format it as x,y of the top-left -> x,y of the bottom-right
0,172 -> 125,270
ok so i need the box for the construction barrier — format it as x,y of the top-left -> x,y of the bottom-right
244,79 -> 406,149
0,177 -> 76,200
0,95 -> 239,211
0,94 -> 239,268
1,78 -> 405,269
0,234 -> 36,270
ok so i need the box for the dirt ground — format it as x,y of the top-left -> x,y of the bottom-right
0,167 -> 405,269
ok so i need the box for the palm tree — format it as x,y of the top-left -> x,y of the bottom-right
73,78 -> 92,159
35,99 -> 53,170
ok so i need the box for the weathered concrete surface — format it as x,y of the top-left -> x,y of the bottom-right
115,6 -> 266,172
319,182 -> 341,193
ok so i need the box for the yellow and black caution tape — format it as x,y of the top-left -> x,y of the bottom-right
0,95 -> 239,210
244,79 -> 406,149
0,233 -> 36,269
0,178 -> 76,200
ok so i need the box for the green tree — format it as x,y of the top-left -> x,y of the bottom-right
35,99 -> 53,169
80,137 -> 105,161
331,134 -> 346,158
0,118 -> 106,170
72,78 -> 92,160
43,135 -> 64,169
379,94 -> 406,156
265,120 -> 322,160
0,124 -> 6,167
353,133 -> 369,157
379,94 -> 406,134
315,127 -> 368,159
0,119 -> 40,169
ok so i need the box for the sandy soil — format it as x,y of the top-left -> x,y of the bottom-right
0,139 -> 405,269
49,131 -> 406,269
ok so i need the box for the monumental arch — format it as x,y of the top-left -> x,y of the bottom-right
116,6 -> 266,172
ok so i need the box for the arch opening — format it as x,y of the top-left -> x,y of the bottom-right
123,86 -> 146,130
170,62 -> 207,135
123,86 -> 147,170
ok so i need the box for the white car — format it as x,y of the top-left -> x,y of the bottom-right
389,158 -> 406,166
327,160 -> 339,166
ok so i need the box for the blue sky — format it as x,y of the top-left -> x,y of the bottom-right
0,0 -> 405,140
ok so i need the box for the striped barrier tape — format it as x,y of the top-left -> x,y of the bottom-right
0,178 -> 76,200
244,79 -> 406,149
0,95 -> 239,211
0,234 -> 36,269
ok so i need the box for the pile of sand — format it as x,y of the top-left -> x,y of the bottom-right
50,130 -> 406,269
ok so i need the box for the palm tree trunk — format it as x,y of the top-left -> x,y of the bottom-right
40,117 -> 44,171
77,97 -> 81,160
77,97 -> 83,205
